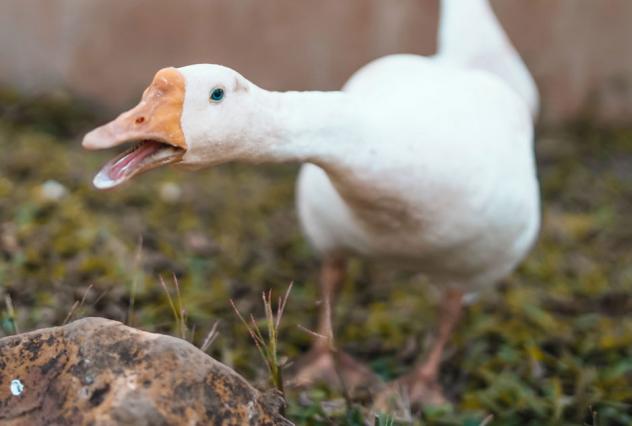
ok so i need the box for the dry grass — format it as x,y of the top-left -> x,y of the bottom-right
231,283 -> 293,395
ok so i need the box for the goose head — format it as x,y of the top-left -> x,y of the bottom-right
83,64 -> 263,189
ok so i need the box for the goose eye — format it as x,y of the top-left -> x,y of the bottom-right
209,88 -> 224,103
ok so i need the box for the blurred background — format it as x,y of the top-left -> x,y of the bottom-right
1,0 -> 632,125
0,1 -> 631,424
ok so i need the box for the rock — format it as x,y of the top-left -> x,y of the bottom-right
0,317 -> 292,425
39,180 -> 68,201
159,182 -> 182,204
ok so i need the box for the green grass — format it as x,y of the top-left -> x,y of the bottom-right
0,90 -> 631,424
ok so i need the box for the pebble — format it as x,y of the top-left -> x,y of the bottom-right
159,182 -> 182,203
40,180 -> 68,201
10,379 -> 24,396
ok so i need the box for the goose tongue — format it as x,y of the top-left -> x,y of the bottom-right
92,140 -> 174,190
108,141 -> 163,181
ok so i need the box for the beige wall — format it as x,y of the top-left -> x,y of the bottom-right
1,0 -> 631,125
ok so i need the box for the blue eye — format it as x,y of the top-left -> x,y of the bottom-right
209,88 -> 224,102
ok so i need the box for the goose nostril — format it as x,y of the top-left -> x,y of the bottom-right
135,116 -> 145,125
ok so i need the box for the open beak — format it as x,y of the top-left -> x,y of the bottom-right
82,67 -> 187,189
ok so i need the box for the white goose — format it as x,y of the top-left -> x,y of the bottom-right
83,0 -> 540,406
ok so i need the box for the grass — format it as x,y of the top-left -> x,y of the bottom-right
231,283 -> 292,400
62,283 -> 93,325
374,413 -> 396,426
2,295 -> 19,334
0,89 -> 631,424
158,274 -> 190,340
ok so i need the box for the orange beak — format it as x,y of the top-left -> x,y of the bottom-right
82,67 -> 187,189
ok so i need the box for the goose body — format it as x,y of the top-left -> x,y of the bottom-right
83,0 -> 540,405
297,53 -> 539,288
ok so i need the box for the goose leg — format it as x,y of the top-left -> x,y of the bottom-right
373,288 -> 464,411
288,256 -> 378,393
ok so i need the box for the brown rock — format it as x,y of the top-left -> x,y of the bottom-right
0,317 -> 292,426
